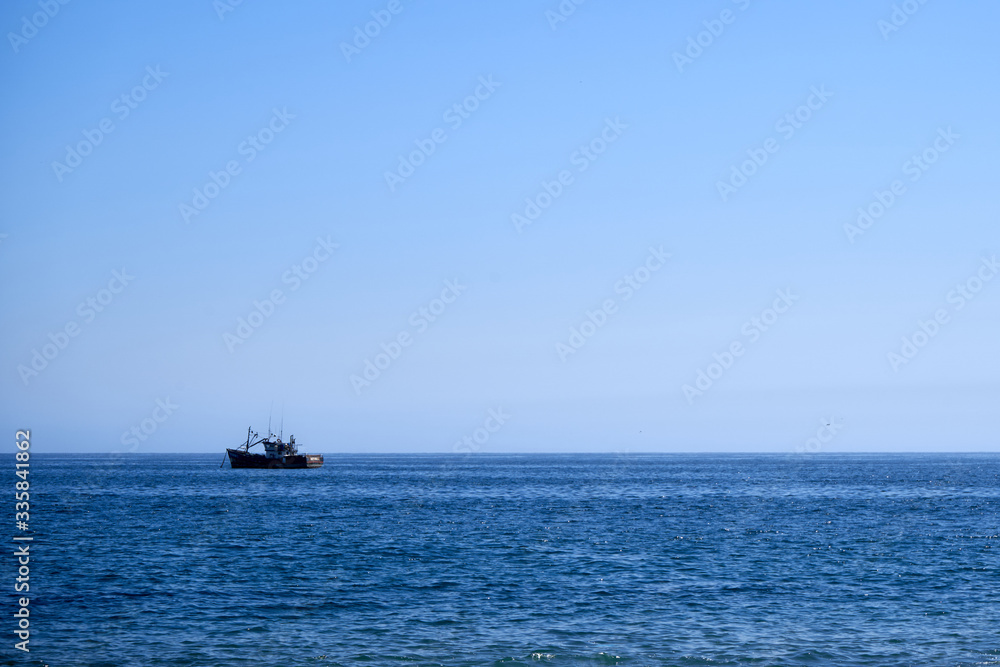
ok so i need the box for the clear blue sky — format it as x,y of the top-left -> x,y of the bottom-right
2,0 -> 998,453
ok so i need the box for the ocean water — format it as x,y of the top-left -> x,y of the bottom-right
12,453 -> 1000,666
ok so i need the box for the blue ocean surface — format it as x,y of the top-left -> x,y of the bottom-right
12,453 -> 1000,666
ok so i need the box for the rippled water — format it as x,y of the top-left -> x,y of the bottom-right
16,454 -> 1000,666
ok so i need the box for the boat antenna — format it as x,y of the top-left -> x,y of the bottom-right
268,401 -> 273,437
280,402 -> 284,440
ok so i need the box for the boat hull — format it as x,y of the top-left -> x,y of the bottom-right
226,448 -> 323,469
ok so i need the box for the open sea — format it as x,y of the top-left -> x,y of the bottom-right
10,453 -> 1000,666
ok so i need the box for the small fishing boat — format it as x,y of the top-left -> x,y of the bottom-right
225,427 -> 324,469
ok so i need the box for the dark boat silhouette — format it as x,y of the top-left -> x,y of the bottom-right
226,427 -> 323,469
